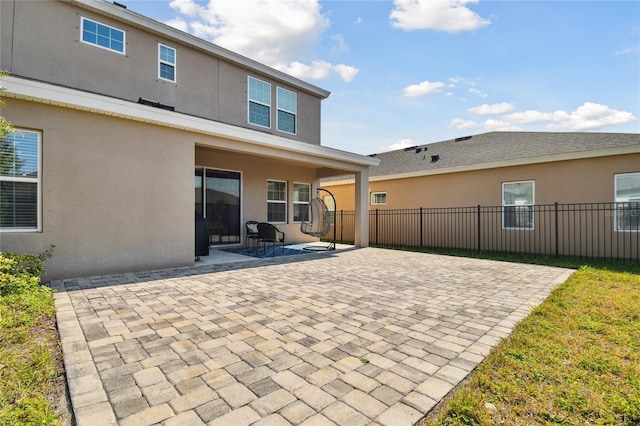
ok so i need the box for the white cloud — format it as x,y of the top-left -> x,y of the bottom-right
500,102 -> 636,130
380,138 -> 415,152
390,0 -> 491,32
549,102 -> 636,130
331,34 -> 349,55
404,80 -> 446,97
281,61 -> 332,81
482,119 -> 522,131
468,102 -> 516,116
468,88 -> 488,98
449,118 -> 480,129
355,17 -> 363,24
614,47 -> 637,56
164,17 -> 189,32
165,0 -> 358,82
333,64 -> 359,82
504,110 -> 553,124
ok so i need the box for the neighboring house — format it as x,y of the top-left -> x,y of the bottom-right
0,0 -> 378,279
323,131 -> 640,257
324,131 -> 640,210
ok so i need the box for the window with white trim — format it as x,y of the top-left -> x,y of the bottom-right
614,172 -> 640,232
502,180 -> 534,230
248,77 -> 271,128
1,129 -> 41,231
267,180 -> 287,223
277,87 -> 297,134
293,183 -> 310,222
81,17 -> 125,54
158,44 -> 176,82
371,192 -> 387,205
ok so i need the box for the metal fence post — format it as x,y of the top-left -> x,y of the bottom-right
375,209 -> 379,245
554,202 -> 559,258
420,207 -> 424,247
477,205 -> 481,253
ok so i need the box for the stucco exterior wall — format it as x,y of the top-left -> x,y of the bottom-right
326,154 -> 640,210
0,0 -> 323,144
0,100 -> 194,280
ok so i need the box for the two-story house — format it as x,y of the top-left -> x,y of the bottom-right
0,0 -> 378,280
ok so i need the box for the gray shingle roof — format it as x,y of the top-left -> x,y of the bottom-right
326,131 -> 640,181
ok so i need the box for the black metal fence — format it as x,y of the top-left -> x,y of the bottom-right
328,203 -> 639,262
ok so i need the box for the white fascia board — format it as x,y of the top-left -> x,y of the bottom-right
323,145 -> 640,185
69,0 -> 330,99
3,76 -> 378,171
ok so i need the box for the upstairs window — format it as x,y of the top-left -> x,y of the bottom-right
293,183 -> 310,222
502,180 -> 534,230
277,87 -> 297,134
81,17 -> 125,54
158,44 -> 176,82
614,172 -> 640,232
267,180 -> 287,223
1,129 -> 41,231
248,77 -> 271,128
371,192 -> 387,205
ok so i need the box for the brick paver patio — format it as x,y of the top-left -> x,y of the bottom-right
52,247 -> 573,426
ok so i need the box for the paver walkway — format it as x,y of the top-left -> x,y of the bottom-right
52,248 -> 572,426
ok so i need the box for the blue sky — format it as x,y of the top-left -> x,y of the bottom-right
126,0 -> 639,155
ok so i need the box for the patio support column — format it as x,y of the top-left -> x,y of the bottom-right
354,168 -> 370,247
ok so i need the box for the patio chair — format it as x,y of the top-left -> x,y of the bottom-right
300,188 -> 336,251
245,220 -> 260,249
257,222 -> 285,257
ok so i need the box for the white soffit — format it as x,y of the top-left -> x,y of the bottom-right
3,76 -> 379,171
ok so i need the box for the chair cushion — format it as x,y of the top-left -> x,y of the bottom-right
247,223 -> 259,233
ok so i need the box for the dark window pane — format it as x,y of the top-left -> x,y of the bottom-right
249,102 -> 270,127
268,203 -> 286,223
0,181 -> 37,228
278,110 -> 295,133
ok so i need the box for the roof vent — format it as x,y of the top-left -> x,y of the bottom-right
403,146 -> 419,152
454,136 -> 472,142
368,153 -> 377,157
138,97 -> 175,111
113,1 -> 127,8
431,155 -> 440,163
414,147 -> 423,154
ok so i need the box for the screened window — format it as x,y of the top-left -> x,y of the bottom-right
248,77 -> 271,128
371,192 -> 387,205
159,44 -> 176,82
267,180 -> 287,223
614,172 -> 640,232
1,129 -> 40,231
277,87 -> 297,134
502,181 -> 534,230
81,17 -> 125,54
293,183 -> 310,222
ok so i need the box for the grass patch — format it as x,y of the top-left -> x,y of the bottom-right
0,248 -> 65,425
376,244 -> 640,274
422,265 -> 640,425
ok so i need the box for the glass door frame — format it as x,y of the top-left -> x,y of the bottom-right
195,166 -> 243,247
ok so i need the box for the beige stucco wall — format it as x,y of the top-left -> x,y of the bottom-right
0,0 -> 323,144
326,154 -> 640,210
1,100 -> 194,280
0,99 -> 342,279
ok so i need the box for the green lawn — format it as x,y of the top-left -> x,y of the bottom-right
422,264 -> 640,425
0,249 -> 64,425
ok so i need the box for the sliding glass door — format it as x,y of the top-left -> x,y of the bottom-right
195,168 -> 241,245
